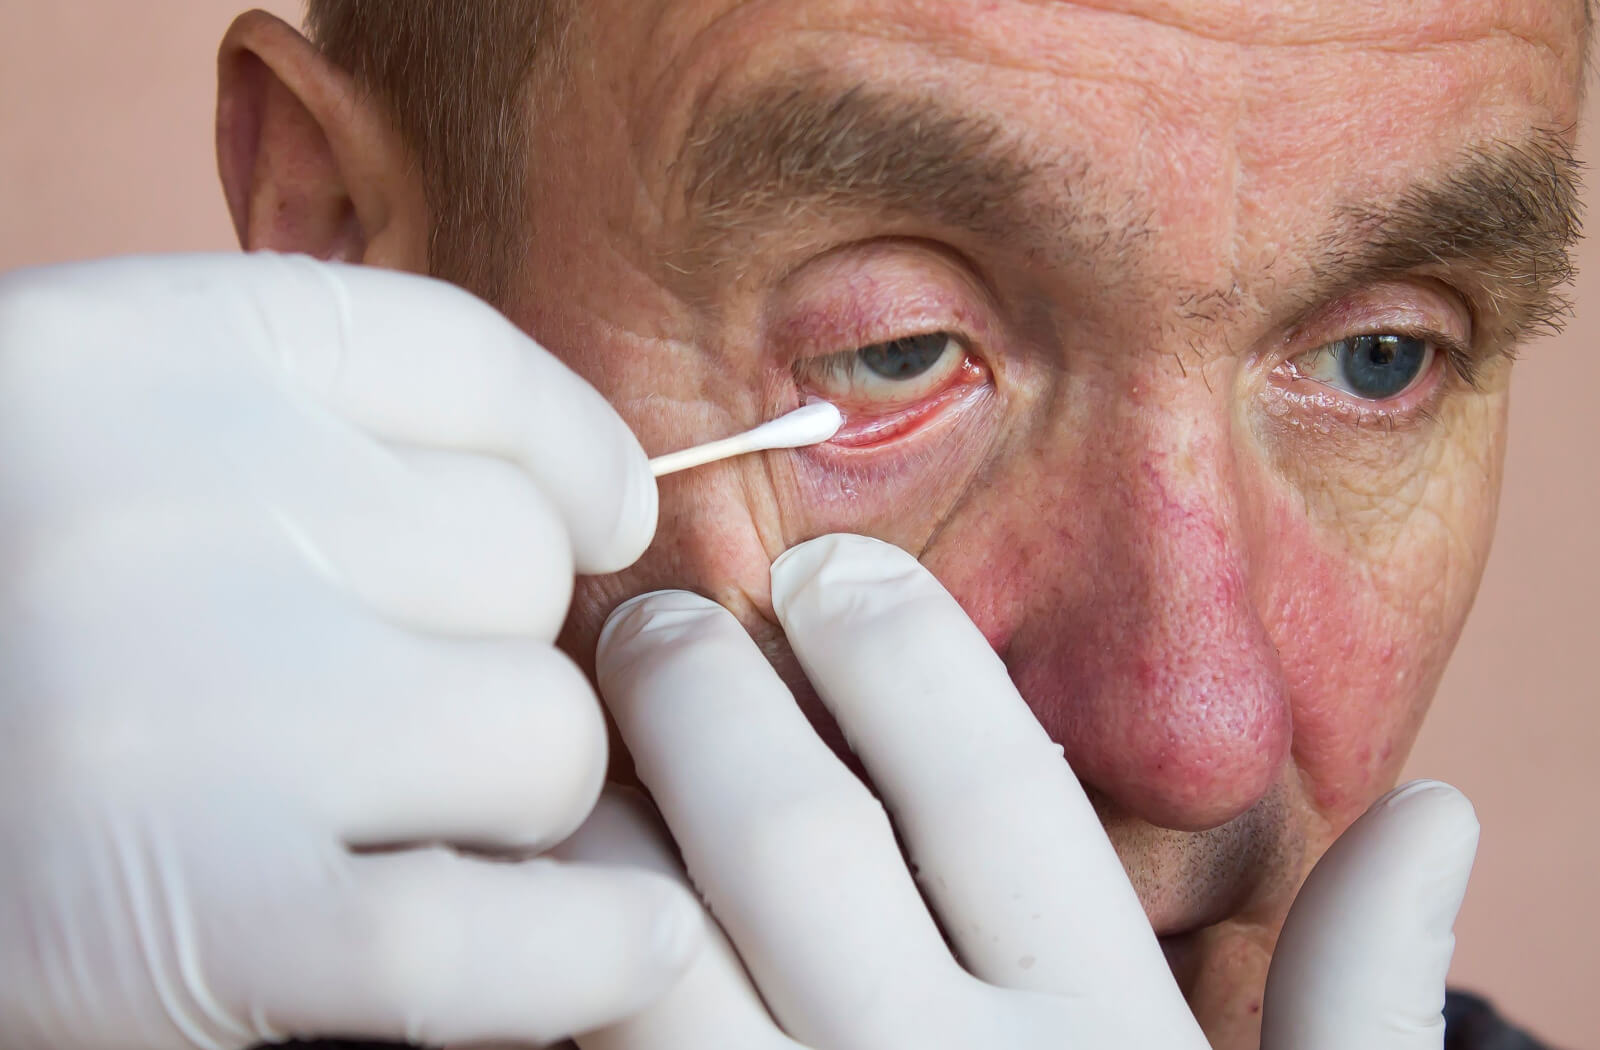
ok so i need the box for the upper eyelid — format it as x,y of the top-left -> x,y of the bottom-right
765,238 -> 1001,350
1276,284 -> 1471,367
1284,276 -> 1471,335
774,305 -> 985,358
819,329 -> 967,356
797,331 -> 968,375
784,326 -> 984,373
1295,324 -> 1466,357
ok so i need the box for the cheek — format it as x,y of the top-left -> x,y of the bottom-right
773,394 -> 1003,551
1259,521 -> 1443,827
1255,442 -> 1502,831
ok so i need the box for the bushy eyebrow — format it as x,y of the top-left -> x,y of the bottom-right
1314,131 -> 1584,356
677,80 -> 1583,354
677,78 -> 1130,258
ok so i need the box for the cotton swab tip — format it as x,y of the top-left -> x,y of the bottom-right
744,401 -> 844,449
649,401 -> 843,477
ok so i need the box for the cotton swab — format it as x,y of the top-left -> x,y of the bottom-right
649,402 -> 844,477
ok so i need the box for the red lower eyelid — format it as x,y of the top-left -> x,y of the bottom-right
821,357 -> 989,448
829,399 -> 947,446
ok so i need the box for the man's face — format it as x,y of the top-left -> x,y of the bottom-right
500,0 -> 1583,1042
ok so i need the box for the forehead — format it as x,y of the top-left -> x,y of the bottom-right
559,0 -> 1586,311
583,0 -> 1586,190
608,0 -> 1588,67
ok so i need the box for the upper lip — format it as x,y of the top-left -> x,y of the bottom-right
1090,782 -> 1290,942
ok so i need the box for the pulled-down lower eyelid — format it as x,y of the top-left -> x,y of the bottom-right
789,331 -> 992,451
826,379 -> 989,447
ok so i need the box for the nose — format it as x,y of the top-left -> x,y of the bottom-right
958,401 -> 1293,833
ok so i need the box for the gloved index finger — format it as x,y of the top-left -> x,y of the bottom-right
253,254 -> 657,573
770,534 -> 1203,1040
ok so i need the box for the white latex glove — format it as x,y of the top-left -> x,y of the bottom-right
570,533 -> 1480,1050
0,254 -> 704,1050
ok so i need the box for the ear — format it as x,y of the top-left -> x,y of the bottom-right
216,10 -> 428,271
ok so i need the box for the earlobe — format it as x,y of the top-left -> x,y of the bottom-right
215,10 -> 428,270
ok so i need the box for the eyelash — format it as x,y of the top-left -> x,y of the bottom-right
1434,331 -> 1482,389
1272,325 -> 1475,432
785,314 -> 1477,451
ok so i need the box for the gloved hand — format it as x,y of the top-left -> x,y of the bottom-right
0,254 -> 704,1050
566,533 -> 1480,1050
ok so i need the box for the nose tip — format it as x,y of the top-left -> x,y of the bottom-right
999,426 -> 1295,828
1024,569 -> 1299,832
1108,625 -> 1292,832
1014,576 -> 1293,832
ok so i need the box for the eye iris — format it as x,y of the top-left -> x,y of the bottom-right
1337,334 -> 1427,399
858,333 -> 950,380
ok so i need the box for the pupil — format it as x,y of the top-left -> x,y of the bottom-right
859,333 -> 949,380
1338,334 -> 1427,399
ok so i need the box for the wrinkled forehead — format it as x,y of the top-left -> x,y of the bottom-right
581,0 -> 1588,184
615,0 -> 1594,61
563,0 -> 1585,303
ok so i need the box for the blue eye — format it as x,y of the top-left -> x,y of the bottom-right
1337,334 -> 1429,399
858,333 -> 953,380
1292,333 -> 1434,401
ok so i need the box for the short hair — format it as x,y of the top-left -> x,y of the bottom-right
304,1 -> 570,303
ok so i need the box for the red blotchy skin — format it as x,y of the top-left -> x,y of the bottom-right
502,0 -> 1579,1044
959,441 -> 1290,834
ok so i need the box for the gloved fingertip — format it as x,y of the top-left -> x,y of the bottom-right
1377,778 -> 1461,808
576,441 -> 661,575
619,444 -> 664,566
596,590 -> 733,668
769,533 -> 922,621
1373,779 -> 1481,860
647,878 -> 709,974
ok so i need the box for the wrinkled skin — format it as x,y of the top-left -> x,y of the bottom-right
220,0 -> 1585,1046
492,2 -> 1585,1045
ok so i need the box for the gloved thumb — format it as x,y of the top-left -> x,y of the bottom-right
1261,779 -> 1479,1050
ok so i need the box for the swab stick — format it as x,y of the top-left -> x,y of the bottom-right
649,402 -> 843,477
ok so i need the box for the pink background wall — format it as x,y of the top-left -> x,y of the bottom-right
2,4 -> 1593,1045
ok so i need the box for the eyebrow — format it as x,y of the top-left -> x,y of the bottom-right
677,78 -> 1128,258
1316,131 -> 1583,355
677,80 -> 1582,353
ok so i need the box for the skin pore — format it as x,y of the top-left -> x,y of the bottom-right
219,0 -> 1585,1046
